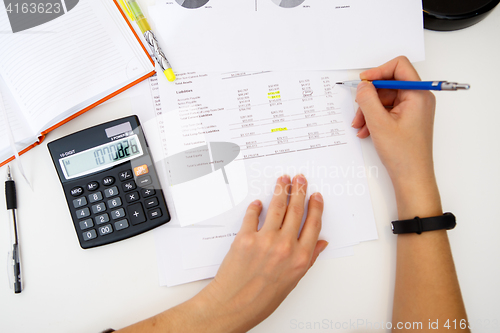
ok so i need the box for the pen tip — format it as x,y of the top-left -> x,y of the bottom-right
336,82 -> 343,85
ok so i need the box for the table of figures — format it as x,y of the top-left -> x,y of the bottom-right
159,71 -> 353,161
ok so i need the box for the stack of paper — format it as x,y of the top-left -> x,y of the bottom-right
152,70 -> 374,286
144,0 -> 425,286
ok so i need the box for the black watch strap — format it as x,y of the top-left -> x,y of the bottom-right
391,212 -> 456,234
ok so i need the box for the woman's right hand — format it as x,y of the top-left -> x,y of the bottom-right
351,56 -> 441,218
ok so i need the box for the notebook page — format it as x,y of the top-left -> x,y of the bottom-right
0,76 -> 37,160
0,0 -> 153,134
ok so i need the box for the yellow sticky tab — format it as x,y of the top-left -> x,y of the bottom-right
119,0 -> 134,21
164,68 -> 176,82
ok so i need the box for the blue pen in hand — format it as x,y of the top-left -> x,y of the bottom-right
336,80 -> 470,91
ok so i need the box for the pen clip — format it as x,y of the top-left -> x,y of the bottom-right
6,251 -> 13,291
118,0 -> 134,21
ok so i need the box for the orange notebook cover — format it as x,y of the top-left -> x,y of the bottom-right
0,0 -> 156,167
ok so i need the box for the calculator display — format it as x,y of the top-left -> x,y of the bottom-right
59,135 -> 143,180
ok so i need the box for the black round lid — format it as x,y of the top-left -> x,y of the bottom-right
423,0 -> 500,31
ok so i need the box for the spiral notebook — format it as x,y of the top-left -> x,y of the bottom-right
0,0 -> 155,166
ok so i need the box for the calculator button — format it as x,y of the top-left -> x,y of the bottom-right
76,207 -> 90,219
111,208 -> 126,220
71,186 -> 84,197
97,224 -> 113,236
102,176 -> 115,186
86,181 -> 99,191
114,219 -> 129,231
88,191 -> 103,203
145,197 -> 159,208
148,208 -> 162,220
134,164 -> 149,177
104,186 -> 119,198
122,180 -> 137,192
107,197 -> 122,209
73,197 -> 87,208
95,213 -> 110,225
91,202 -> 106,214
79,218 -> 93,230
141,187 -> 156,198
137,175 -> 152,188
127,203 -> 146,225
125,191 -> 140,203
119,170 -> 133,181
82,229 -> 97,241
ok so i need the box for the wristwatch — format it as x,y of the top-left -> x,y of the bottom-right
391,212 -> 456,234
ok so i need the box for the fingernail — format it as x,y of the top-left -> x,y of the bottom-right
320,241 -> 329,253
251,200 -> 261,207
312,192 -> 323,203
351,121 -> 355,128
295,174 -> 307,185
280,174 -> 291,183
356,132 -> 360,137
357,81 -> 369,91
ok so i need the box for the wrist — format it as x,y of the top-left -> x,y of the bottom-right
392,174 -> 442,220
181,283 -> 248,333
156,292 -> 228,333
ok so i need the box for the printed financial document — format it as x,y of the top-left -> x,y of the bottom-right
148,0 -> 425,71
153,70 -> 378,286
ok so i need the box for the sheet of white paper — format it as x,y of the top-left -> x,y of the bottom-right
153,70 -> 377,286
0,77 -> 36,158
180,226 -> 357,270
148,0 -> 424,71
155,222 -> 355,287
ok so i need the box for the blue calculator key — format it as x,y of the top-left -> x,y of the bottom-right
76,207 -> 90,219
104,186 -> 119,198
97,224 -> 113,236
86,181 -> 99,191
82,229 -> 97,241
107,197 -> 122,208
95,213 -> 110,225
88,191 -> 103,203
73,197 -> 87,208
79,218 -> 93,230
111,208 -> 126,220
125,191 -> 140,203
122,180 -> 136,192
92,202 -> 106,214
71,186 -> 84,197
102,176 -> 115,186
114,219 -> 129,231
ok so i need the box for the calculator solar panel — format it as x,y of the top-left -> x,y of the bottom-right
48,116 -> 170,249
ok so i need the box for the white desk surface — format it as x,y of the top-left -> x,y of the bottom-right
1,8 -> 499,333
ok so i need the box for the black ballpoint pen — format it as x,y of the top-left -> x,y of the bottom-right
5,165 -> 22,293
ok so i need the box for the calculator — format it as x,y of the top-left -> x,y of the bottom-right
48,116 -> 170,249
